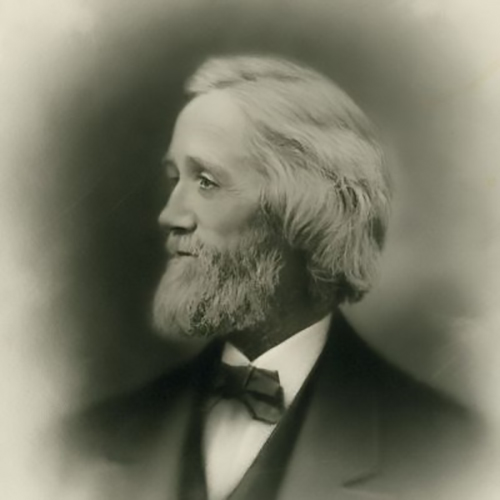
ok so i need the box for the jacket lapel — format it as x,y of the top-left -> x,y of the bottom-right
229,348 -> 319,500
228,312 -> 383,500
277,312 -> 383,500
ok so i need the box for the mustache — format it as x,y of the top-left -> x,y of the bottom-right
166,235 -> 204,257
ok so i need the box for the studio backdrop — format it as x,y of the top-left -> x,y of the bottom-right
1,4 -> 500,489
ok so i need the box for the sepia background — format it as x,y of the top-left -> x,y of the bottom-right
1,0 -> 500,498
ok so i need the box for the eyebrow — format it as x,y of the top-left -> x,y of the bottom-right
187,156 -> 228,179
162,155 -> 230,182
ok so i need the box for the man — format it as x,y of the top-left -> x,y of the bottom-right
65,55 -> 484,500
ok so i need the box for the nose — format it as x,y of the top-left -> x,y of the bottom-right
158,184 -> 196,234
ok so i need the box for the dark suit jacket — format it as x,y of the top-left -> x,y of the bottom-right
60,313 -> 486,500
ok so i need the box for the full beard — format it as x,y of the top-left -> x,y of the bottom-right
152,224 -> 284,340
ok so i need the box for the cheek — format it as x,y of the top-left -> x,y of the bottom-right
197,198 -> 261,241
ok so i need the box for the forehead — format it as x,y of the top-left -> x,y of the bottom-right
168,90 -> 253,164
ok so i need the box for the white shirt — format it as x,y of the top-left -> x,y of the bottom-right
202,314 -> 332,500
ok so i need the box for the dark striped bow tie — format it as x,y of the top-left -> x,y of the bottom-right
212,362 -> 285,424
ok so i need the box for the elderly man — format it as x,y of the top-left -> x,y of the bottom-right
67,56 -> 483,500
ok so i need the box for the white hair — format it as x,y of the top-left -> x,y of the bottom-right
185,55 -> 392,304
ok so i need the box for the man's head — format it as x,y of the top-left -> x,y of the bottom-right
153,55 -> 391,340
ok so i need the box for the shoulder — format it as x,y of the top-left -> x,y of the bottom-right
59,365 -> 192,463
326,312 -> 488,496
326,311 -> 469,409
329,311 -> 483,437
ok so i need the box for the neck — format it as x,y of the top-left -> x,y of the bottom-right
228,248 -> 334,360
228,300 -> 330,361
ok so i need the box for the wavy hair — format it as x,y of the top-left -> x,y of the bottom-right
185,55 -> 392,304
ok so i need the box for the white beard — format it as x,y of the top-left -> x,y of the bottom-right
152,225 -> 284,340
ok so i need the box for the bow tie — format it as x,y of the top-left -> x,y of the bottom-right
212,362 -> 285,424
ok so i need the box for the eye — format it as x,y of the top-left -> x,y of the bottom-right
166,174 -> 179,184
166,175 -> 179,192
198,173 -> 218,191
165,163 -> 180,189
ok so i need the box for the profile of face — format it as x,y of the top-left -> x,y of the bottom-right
152,90 -> 287,340
153,56 -> 390,341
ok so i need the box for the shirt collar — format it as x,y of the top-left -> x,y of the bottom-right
221,314 -> 332,407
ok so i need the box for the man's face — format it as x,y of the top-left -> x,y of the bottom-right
153,90 -> 285,340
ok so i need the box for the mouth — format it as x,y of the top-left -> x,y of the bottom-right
178,251 -> 195,257
171,250 -> 197,258
165,237 -> 198,258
